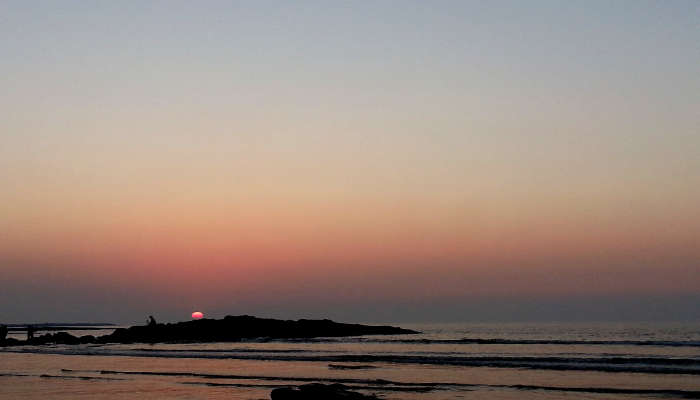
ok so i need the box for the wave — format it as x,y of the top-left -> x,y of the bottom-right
133,347 -> 312,353
0,372 -> 123,381
328,364 -> 377,370
183,380 -> 700,398
278,337 -> 700,347
410,338 -> 700,347
63,369 -> 700,398
4,348 -> 697,374
39,374 -> 125,381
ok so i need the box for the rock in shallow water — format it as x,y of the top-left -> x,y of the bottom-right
270,383 -> 377,400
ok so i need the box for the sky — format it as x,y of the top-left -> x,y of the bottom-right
1,1 -> 698,324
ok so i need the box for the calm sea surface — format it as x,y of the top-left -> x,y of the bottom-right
1,322 -> 699,399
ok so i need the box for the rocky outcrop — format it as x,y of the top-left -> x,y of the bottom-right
1,315 -> 418,346
1,332 -> 96,346
98,315 -> 417,344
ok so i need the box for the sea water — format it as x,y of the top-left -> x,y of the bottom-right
1,322 -> 699,399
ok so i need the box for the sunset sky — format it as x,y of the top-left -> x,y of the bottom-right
1,1 -> 698,323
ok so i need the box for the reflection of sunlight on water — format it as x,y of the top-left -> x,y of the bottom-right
2,323 -> 700,400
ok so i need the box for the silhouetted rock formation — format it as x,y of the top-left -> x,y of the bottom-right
6,331 -> 97,346
0,315 -> 418,346
100,315 -> 418,344
271,383 -> 378,400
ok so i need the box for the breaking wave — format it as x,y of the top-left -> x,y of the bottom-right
4,347 -> 698,375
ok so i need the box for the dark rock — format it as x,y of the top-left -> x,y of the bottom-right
26,331 -> 82,345
1,315 -> 419,346
271,383 -> 377,400
271,387 -> 301,400
79,335 -> 96,344
1,338 -> 21,346
95,315 -> 418,344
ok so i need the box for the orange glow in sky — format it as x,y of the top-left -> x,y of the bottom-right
0,1 -> 698,323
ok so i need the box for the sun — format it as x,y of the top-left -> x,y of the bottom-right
191,311 -> 204,320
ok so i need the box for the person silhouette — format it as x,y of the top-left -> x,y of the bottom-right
0,325 -> 7,342
27,325 -> 35,340
148,316 -> 157,326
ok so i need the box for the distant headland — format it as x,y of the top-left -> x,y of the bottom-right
0,315 -> 418,346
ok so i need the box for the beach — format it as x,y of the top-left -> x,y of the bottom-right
2,322 -> 699,399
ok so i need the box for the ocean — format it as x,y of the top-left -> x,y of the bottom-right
1,322 -> 699,399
